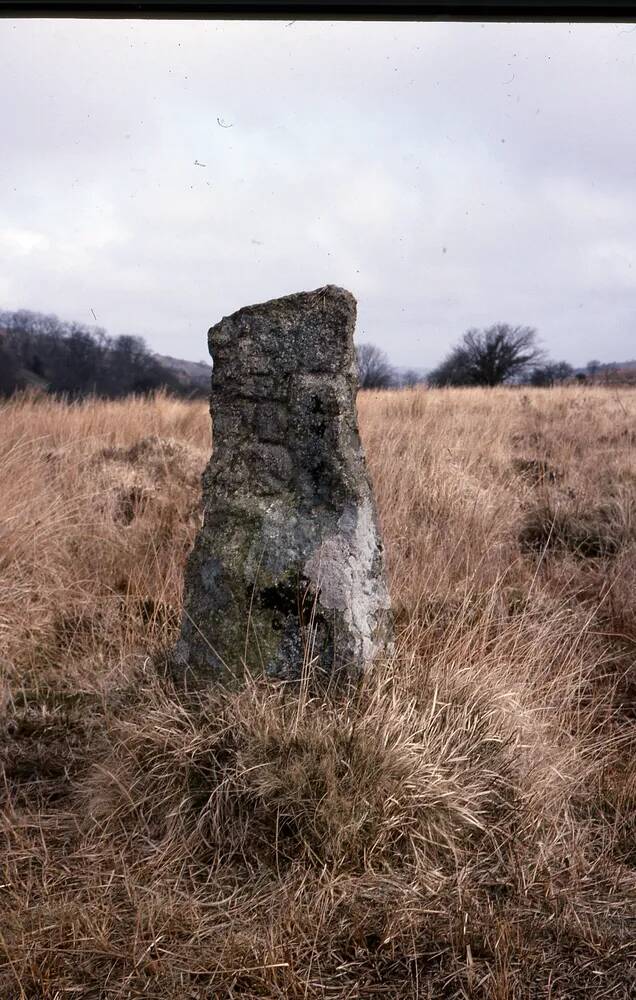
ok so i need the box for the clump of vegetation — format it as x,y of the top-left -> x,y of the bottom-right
1,386 -> 635,998
519,499 -> 632,558
512,455 -> 559,484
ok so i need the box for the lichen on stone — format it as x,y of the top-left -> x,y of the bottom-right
178,286 -> 392,684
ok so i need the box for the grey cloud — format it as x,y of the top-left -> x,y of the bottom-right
1,19 -> 635,369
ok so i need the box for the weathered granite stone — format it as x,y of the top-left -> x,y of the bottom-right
176,285 -> 392,683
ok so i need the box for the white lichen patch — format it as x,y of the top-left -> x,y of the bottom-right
304,500 -> 391,663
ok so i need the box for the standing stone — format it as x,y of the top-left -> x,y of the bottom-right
176,285 -> 392,683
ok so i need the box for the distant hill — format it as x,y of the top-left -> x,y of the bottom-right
154,354 -> 636,391
155,354 -> 211,393
156,354 -> 430,391
575,360 -> 636,373
572,360 -> 636,385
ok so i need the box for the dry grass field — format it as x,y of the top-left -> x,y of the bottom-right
1,386 -> 635,998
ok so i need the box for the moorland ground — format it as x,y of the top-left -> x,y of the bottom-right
1,386 -> 635,998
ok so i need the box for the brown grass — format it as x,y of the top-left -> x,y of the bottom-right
1,386 -> 635,998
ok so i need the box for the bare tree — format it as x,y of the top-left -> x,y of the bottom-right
398,368 -> 424,388
528,361 -> 574,387
355,342 -> 395,389
428,324 -> 544,387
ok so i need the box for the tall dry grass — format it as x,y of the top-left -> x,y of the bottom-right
1,386 -> 634,998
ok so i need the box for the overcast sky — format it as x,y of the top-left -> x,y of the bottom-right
1,18 -> 635,368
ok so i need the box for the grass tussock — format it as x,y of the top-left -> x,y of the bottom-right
1,386 -> 635,998
519,497 -> 633,559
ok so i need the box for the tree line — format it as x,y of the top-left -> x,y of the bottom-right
0,307 -> 617,399
0,309 -> 205,399
356,324 -> 586,390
